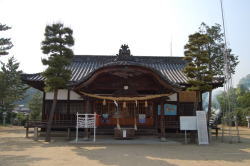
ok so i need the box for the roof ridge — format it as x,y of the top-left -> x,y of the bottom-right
73,55 -> 184,58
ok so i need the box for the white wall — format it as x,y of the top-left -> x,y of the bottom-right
45,89 -> 83,100
168,93 -> 177,101
70,91 -> 83,100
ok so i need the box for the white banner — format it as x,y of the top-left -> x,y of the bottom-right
196,111 -> 209,145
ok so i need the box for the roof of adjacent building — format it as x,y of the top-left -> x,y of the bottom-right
21,55 -> 190,88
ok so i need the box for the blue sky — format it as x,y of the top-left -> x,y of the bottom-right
0,0 -> 249,85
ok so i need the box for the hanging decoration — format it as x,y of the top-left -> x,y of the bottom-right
135,100 -> 138,107
79,91 -> 172,101
145,100 -> 148,107
102,99 -> 106,106
123,101 -> 126,108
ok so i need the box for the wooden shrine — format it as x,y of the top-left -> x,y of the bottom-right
22,44 -> 223,140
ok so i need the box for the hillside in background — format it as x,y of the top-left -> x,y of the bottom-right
15,87 -> 42,107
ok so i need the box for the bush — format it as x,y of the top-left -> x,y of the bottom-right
236,107 -> 250,126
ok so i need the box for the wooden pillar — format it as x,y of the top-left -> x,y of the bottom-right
42,92 -> 46,121
34,127 -> 38,141
160,102 -> 166,141
67,89 -> 70,120
41,92 -> 46,132
67,128 -> 71,140
93,100 -> 96,114
26,127 -> 29,138
84,98 -> 90,140
177,93 -> 180,133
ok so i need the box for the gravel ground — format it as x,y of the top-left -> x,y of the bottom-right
0,126 -> 250,166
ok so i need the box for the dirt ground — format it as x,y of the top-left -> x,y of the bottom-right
0,126 -> 250,166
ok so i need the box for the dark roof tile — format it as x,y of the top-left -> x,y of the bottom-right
22,55 -> 189,86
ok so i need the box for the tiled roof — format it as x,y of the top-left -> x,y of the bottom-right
21,55 -> 189,88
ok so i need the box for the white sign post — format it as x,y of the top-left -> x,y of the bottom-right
196,111 -> 209,145
180,116 -> 197,144
76,112 -> 96,143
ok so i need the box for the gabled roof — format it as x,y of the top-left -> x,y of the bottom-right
21,55 -> 189,88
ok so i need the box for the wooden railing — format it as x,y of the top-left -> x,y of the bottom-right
25,120 -> 76,128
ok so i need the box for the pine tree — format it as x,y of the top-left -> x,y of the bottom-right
198,23 -> 239,124
41,23 -> 74,142
184,32 -> 213,111
0,23 -> 13,57
0,57 -> 27,123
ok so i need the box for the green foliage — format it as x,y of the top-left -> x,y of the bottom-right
41,23 -> 74,92
29,92 -> 42,120
0,23 -> 13,57
199,23 -> 239,77
15,112 -> 28,126
236,107 -> 250,126
216,79 -> 250,126
0,57 -> 28,114
184,32 -> 213,92
238,74 -> 250,90
41,23 -> 74,142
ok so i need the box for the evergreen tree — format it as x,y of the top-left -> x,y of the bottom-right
0,57 -> 27,123
184,32 -> 213,111
198,23 -> 239,124
41,23 -> 74,142
0,23 -> 13,57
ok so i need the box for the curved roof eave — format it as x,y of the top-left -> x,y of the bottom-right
73,61 -> 184,92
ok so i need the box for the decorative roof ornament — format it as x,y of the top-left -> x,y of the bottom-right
115,44 -> 134,61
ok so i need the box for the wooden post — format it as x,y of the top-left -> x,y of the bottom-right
84,98 -> 90,140
42,92 -> 46,120
160,102 -> 166,141
26,127 -> 29,138
67,89 -> 70,120
34,127 -> 38,141
67,128 -> 71,140
176,93 -> 180,133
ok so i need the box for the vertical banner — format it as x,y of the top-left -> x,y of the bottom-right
196,111 -> 209,145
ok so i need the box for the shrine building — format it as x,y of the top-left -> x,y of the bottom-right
21,45 -> 223,140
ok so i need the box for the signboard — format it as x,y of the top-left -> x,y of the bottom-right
180,116 -> 197,130
139,114 -> 146,123
76,113 -> 96,143
157,104 -> 177,116
123,130 -> 127,138
196,111 -> 209,145
179,91 -> 197,102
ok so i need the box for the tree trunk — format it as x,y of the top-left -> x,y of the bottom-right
45,89 -> 58,142
193,91 -> 200,114
207,90 -> 212,126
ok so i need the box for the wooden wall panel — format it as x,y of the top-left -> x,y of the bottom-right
179,91 -> 198,102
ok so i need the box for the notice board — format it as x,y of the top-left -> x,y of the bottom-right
180,116 -> 197,130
